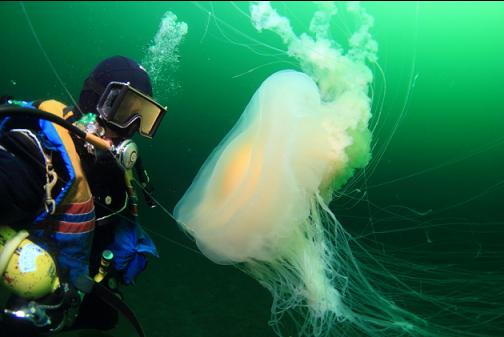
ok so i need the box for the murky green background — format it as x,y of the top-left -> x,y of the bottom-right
1,2 -> 504,336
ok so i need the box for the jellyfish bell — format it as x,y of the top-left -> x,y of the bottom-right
175,67 -> 369,261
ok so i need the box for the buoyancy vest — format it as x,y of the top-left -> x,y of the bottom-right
0,99 -> 95,284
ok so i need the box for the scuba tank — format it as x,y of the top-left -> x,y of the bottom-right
0,225 -> 60,299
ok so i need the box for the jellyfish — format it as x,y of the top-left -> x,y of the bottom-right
175,2 -> 431,336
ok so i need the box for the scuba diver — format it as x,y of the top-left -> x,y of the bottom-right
0,55 -> 166,336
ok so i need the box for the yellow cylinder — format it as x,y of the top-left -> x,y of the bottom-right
0,226 -> 60,299
93,249 -> 114,284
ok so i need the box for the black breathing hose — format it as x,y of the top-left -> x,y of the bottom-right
0,105 -> 111,151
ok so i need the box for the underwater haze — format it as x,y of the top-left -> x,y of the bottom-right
1,1 -> 504,337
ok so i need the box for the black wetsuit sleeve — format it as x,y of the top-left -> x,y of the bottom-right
0,145 -> 45,227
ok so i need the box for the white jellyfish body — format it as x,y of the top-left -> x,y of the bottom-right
174,66 -> 376,334
175,68 -> 369,263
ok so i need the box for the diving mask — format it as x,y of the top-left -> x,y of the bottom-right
96,81 -> 167,138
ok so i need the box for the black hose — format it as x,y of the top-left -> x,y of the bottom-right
0,105 -> 87,139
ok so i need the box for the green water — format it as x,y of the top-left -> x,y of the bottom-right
1,2 -> 504,336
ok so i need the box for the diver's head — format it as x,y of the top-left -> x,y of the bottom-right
78,56 -> 166,139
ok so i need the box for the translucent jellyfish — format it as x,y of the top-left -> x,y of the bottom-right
175,2 -> 452,336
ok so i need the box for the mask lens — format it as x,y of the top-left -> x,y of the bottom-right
113,89 -> 143,125
97,82 -> 167,138
136,100 -> 165,137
